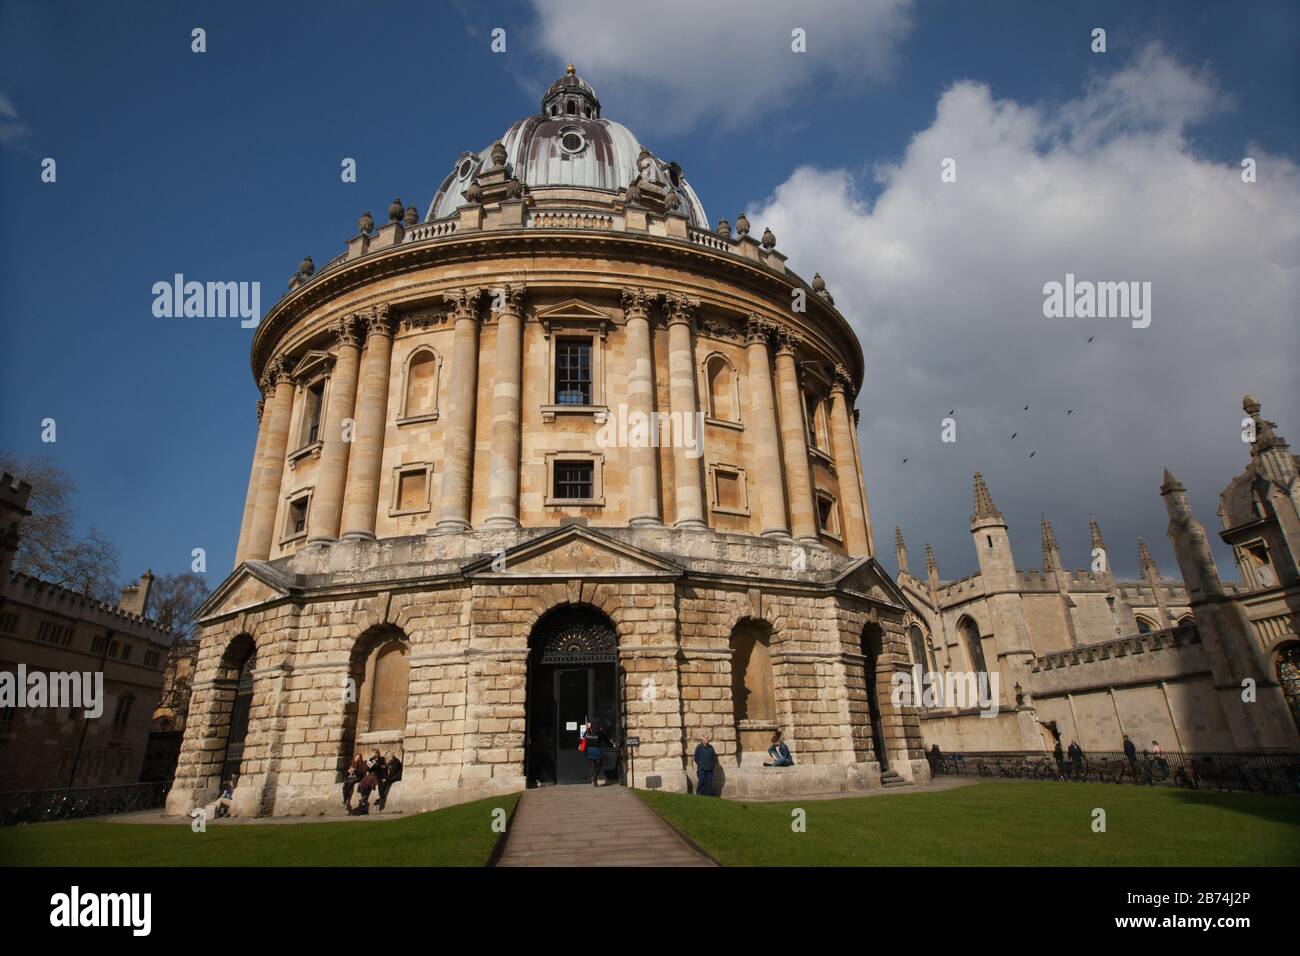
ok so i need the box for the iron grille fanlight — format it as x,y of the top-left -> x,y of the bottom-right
532,608 -> 617,665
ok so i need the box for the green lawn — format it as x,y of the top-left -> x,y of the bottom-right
638,782 -> 1300,866
0,793 -> 518,867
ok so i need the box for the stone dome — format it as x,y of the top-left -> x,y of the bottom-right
427,66 -> 708,226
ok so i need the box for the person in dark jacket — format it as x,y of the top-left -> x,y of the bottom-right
693,734 -> 718,796
765,730 -> 794,767
377,752 -> 402,811
1053,739 -> 1065,778
1068,740 -> 1084,777
343,753 -> 366,811
584,720 -> 603,786
1123,734 -> 1138,776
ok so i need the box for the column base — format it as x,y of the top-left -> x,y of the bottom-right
340,531 -> 376,542
304,535 -> 338,547
795,535 -> 822,547
761,528 -> 794,539
673,518 -> 709,531
432,518 -> 472,534
628,516 -> 664,528
481,515 -> 521,529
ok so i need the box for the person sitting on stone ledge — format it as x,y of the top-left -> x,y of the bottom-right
377,751 -> 402,811
351,752 -> 386,815
202,776 -> 236,820
764,730 -> 794,767
343,753 -> 366,812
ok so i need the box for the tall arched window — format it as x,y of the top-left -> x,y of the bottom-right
705,354 -> 738,422
958,617 -> 987,675
909,625 -> 931,675
400,349 -> 440,421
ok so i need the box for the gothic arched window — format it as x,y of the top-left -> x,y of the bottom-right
958,617 -> 988,675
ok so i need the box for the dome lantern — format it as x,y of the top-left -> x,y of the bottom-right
543,63 -> 601,120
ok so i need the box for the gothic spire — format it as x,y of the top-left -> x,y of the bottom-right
895,526 -> 909,573
1138,537 -> 1159,579
924,542 -> 939,580
972,472 -> 1002,521
1089,513 -> 1106,553
1041,514 -> 1060,571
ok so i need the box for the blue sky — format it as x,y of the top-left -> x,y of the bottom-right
1,0 -> 1297,587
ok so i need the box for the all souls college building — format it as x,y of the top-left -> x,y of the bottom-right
167,69 -> 1298,818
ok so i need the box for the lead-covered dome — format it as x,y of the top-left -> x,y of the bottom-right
427,66 -> 708,226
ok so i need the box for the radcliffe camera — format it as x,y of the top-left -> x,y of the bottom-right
0,0 -> 1296,941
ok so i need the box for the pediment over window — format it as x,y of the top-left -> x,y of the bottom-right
290,349 -> 336,383
535,298 -> 614,335
462,526 -> 682,580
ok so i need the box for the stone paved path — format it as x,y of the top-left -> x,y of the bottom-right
493,784 -> 715,867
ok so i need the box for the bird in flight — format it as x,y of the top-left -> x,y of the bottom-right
1011,432 -> 1017,439
902,458 -> 909,464
1023,404 -> 1030,411
1029,451 -> 1036,458
1067,409 -> 1074,415
1087,336 -> 1094,343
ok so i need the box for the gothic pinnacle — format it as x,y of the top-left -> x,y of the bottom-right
972,472 -> 1002,521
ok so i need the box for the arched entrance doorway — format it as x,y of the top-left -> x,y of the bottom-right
861,623 -> 889,771
220,636 -> 256,784
525,605 -> 619,787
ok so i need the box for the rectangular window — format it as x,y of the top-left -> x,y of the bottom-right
120,644 -> 132,662
144,650 -> 161,668
302,380 -> 325,445
555,338 -> 592,405
715,469 -> 741,511
288,497 -> 309,536
397,469 -> 427,511
553,461 -> 594,500
91,635 -> 108,656
0,612 -> 18,635
816,494 -> 838,534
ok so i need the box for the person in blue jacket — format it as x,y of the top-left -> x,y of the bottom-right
584,720 -> 603,786
693,733 -> 718,796
765,730 -> 794,767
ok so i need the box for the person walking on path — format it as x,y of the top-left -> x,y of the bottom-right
694,733 -> 718,796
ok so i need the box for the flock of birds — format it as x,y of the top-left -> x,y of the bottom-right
898,336 -> 1093,465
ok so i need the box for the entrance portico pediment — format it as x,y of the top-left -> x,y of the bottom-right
462,526 -> 681,581
833,556 -> 909,607
197,563 -> 294,622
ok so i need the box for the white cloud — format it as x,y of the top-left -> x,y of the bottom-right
748,45 -> 1300,579
0,91 -> 30,144
528,0 -> 914,131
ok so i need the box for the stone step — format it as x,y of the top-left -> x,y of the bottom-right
879,771 -> 908,787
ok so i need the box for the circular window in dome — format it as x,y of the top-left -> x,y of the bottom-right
457,157 -> 474,180
558,127 -> 586,155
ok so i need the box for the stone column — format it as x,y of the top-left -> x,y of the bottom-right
666,295 -> 706,529
246,358 -> 295,560
341,305 -> 395,539
435,288 -> 484,532
744,316 -> 789,537
234,395 -> 269,566
773,328 -> 818,543
306,316 -> 362,543
622,287 -> 662,526
484,284 -> 525,528
828,365 -> 870,555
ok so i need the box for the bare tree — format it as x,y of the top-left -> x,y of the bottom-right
0,452 -> 120,601
149,571 -> 209,732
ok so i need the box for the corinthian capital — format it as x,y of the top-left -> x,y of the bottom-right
772,325 -> 799,356
665,293 -> 699,328
361,303 -> 396,340
335,314 -> 362,348
830,363 -> 853,393
490,282 -> 527,318
743,312 -> 773,347
263,354 -> 294,388
443,287 -> 485,323
620,287 -> 656,319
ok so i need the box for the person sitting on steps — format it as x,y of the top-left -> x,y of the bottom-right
764,730 -> 794,767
